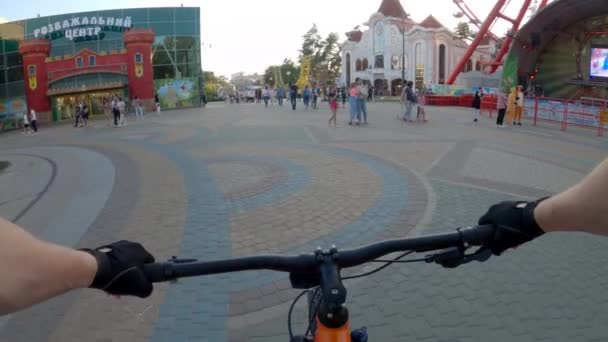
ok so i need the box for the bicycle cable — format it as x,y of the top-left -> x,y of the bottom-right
342,251 -> 415,280
288,289 -> 312,339
304,287 -> 322,337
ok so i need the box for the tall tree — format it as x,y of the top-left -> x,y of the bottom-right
300,24 -> 324,63
454,22 -> 476,40
314,32 -> 341,84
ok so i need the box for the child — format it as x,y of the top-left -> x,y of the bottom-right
22,112 -> 30,135
416,94 -> 428,123
329,95 -> 339,127
155,94 -> 161,116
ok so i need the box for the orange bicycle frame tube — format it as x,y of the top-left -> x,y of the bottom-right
314,319 -> 351,342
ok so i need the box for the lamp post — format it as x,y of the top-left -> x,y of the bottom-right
402,21 -> 406,87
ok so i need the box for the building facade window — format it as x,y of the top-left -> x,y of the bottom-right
415,43 -> 425,89
438,44 -> 446,84
391,55 -> 400,70
374,55 -> 384,69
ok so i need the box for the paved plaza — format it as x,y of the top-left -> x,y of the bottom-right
1,101 -> 608,342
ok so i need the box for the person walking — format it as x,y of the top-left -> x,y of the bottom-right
401,81 -> 416,123
112,99 -> 120,127
103,98 -> 112,126
358,81 -> 369,124
134,96 -> 144,120
81,103 -> 89,127
118,97 -> 127,127
311,84 -> 319,110
472,87 -> 482,123
263,85 -> 271,107
29,109 -> 38,133
22,111 -> 31,135
276,86 -> 285,106
416,90 -> 428,123
155,94 -> 161,116
348,82 -> 360,125
328,94 -> 339,127
302,85 -> 311,111
496,89 -> 508,127
514,85 -> 524,126
289,84 -> 298,110
74,102 -> 83,128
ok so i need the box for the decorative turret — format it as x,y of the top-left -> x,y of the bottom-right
19,39 -> 51,112
377,0 -> 409,19
123,29 -> 155,101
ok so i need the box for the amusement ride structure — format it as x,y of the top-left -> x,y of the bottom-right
447,0 -> 550,84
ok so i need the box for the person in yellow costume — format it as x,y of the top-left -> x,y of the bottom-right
506,87 -> 518,125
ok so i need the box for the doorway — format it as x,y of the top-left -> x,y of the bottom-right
53,88 -> 126,121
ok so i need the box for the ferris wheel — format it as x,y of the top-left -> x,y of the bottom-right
447,0 -> 550,84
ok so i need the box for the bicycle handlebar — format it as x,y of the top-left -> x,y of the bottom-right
143,225 -> 495,283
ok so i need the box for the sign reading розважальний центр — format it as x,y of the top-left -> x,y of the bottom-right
33,16 -> 133,42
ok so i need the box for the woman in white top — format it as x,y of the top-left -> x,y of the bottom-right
29,109 -> 38,132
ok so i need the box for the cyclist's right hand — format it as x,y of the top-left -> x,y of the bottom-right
82,240 -> 155,298
478,198 -> 548,255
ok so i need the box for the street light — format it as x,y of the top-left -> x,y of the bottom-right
400,19 -> 406,91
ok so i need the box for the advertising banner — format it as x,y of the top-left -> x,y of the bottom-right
154,78 -> 199,109
0,98 -> 27,132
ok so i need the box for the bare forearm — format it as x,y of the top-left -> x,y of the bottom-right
0,217 -> 97,315
535,158 -> 608,235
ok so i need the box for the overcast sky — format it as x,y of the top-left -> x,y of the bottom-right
0,0 -> 547,78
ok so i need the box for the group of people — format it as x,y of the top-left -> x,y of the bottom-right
347,78 -> 371,125
101,96 -> 128,128
400,81 -> 427,123
21,109 -> 38,135
472,85 -> 525,127
73,101 -> 91,128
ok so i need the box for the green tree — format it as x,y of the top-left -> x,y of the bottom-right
454,22 -> 476,40
528,0 -> 540,19
315,32 -> 341,84
201,71 -> 231,101
281,59 -> 300,86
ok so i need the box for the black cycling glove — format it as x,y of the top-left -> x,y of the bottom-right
82,240 -> 155,298
478,198 -> 548,255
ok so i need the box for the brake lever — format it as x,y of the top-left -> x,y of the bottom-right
426,246 -> 492,268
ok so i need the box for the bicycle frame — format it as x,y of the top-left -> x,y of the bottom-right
313,321 -> 351,342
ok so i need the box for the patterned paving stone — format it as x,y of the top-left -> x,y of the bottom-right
1,102 -> 608,342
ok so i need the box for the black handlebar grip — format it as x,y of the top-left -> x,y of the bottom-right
461,225 -> 495,245
143,263 -> 175,283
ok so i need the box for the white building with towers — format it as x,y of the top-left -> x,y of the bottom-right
340,0 -> 495,95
